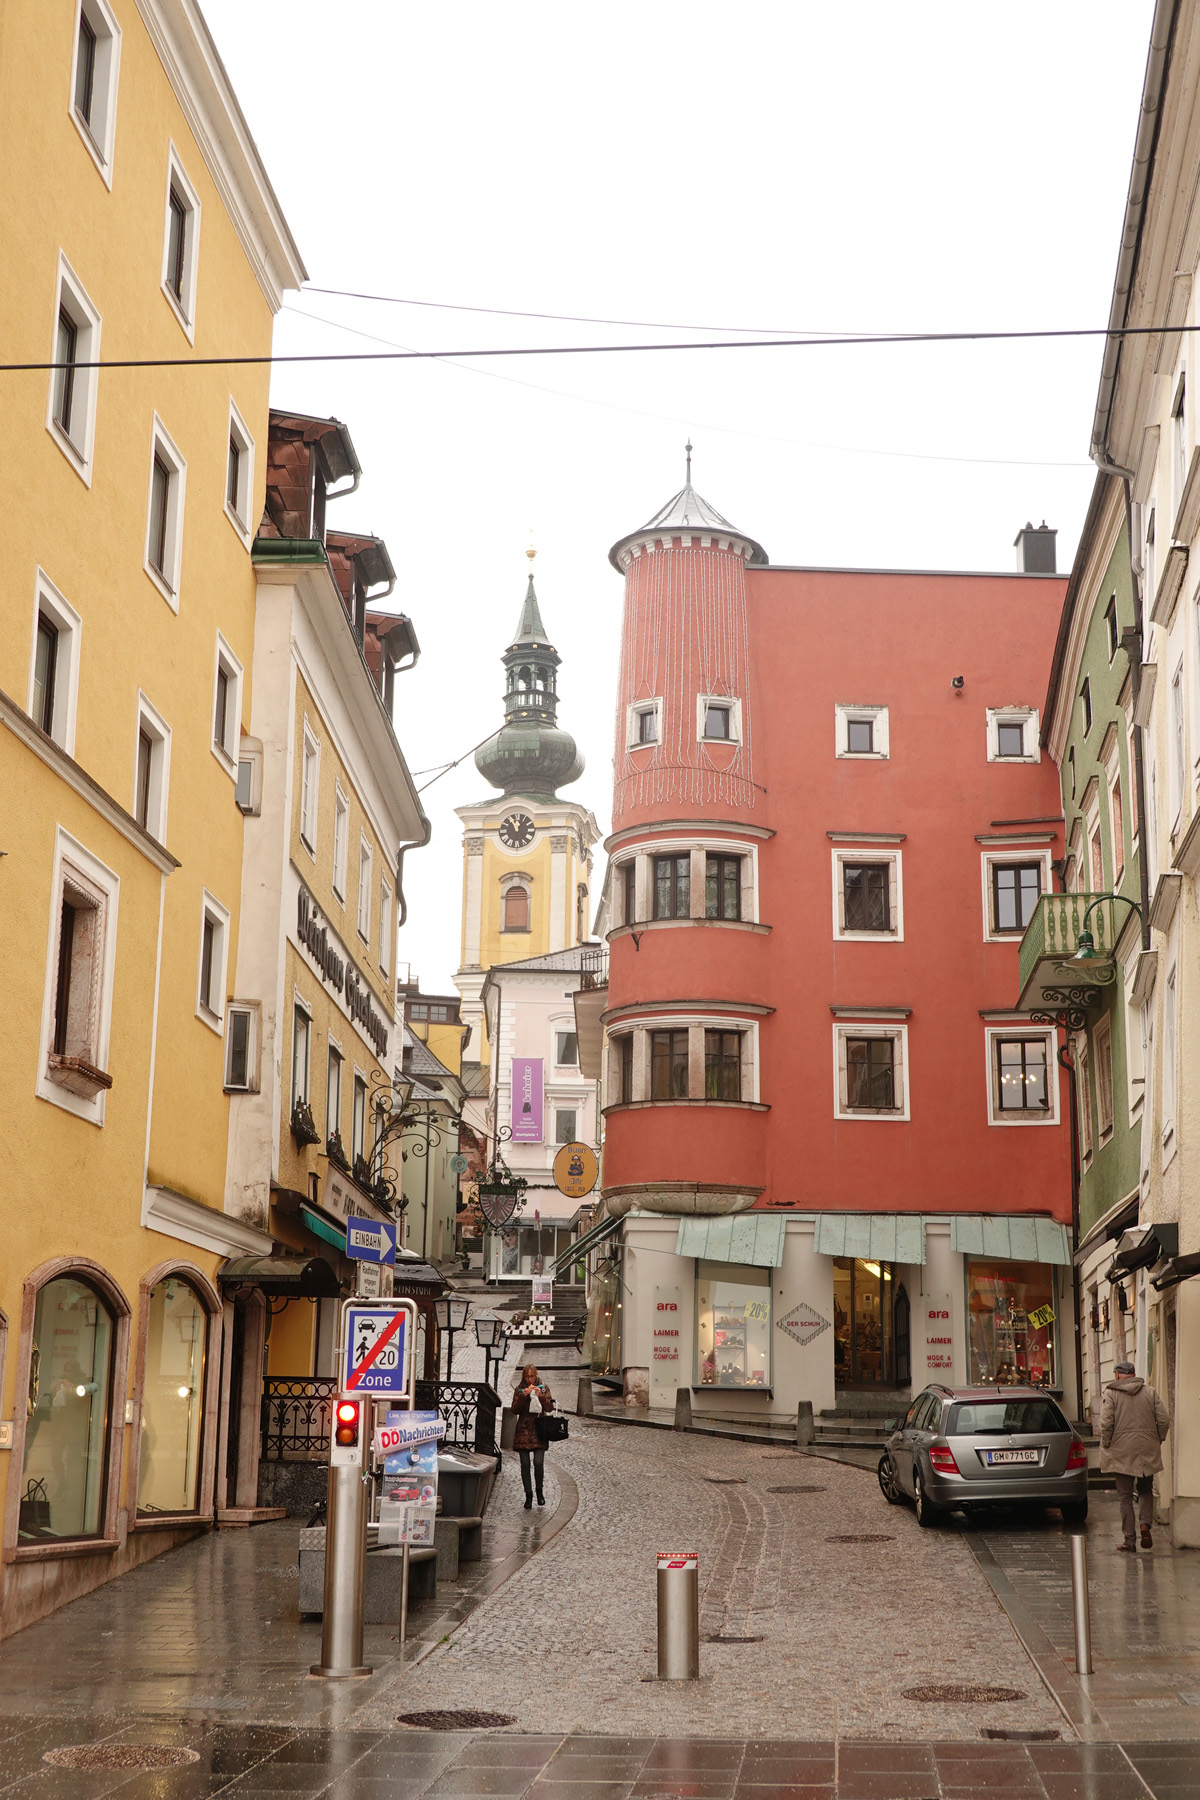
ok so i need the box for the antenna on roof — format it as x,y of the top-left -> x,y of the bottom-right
685,439 -> 693,485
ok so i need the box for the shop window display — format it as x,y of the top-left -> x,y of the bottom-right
833,1258 -> 895,1385
966,1259 -> 1056,1388
696,1261 -> 771,1388
20,1275 -> 114,1541
138,1279 -> 207,1517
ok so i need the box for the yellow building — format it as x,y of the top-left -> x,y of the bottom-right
0,0 -> 303,1635
223,421 -> 429,1462
455,562 -> 600,1062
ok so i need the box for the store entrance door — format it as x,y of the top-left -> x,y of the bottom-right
833,1258 -> 895,1386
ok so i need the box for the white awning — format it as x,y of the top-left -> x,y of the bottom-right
675,1215 -> 787,1268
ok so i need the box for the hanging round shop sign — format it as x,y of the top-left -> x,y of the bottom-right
553,1141 -> 599,1200
477,1179 -> 523,1227
450,1154 -> 469,1175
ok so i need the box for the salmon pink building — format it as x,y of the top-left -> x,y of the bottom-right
586,469 -> 1077,1424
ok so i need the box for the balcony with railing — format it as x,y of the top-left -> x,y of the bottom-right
574,945 -> 608,1080
1016,893 -> 1121,1015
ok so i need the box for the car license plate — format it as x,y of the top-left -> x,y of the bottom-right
984,1449 -> 1040,1465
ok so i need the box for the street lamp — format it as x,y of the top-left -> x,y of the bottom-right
474,1312 -> 507,1391
434,1294 -> 472,1380
1071,892 -> 1144,962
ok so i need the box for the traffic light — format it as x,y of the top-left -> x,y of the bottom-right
330,1396 -> 366,1467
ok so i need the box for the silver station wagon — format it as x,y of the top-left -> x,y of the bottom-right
877,1384 -> 1089,1527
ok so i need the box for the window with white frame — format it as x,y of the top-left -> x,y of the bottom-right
144,418 -> 186,604
224,1002 -> 259,1092
235,739 -> 262,817
357,837 -> 372,941
982,851 -> 1047,939
626,698 -> 661,748
832,848 -> 903,941
133,693 -> 170,841
70,0 -> 121,182
326,1043 -> 342,1142
1163,956 -> 1178,1153
984,1025 -> 1058,1126
1105,594 -> 1120,662
196,891 -> 229,1030
352,1073 -> 368,1162
1170,659 -> 1186,829
332,785 -> 349,899
47,255 -> 101,481
555,1029 -> 578,1066
225,400 -> 254,544
379,881 -> 392,977
1108,765 -> 1125,883
1174,371 -> 1188,511
1123,957 -> 1145,1121
835,703 -> 889,759
291,1001 -> 311,1105
697,694 -> 742,743
555,1108 -> 578,1144
834,1021 -> 908,1120
1094,1015 -> 1114,1141
1076,1038 -> 1093,1165
299,725 -> 319,853
160,146 -> 200,337
39,829 -> 119,1120
1089,816 -> 1104,892
28,570 -> 82,755
211,635 -> 241,776
1145,507 -> 1157,605
986,707 -> 1040,762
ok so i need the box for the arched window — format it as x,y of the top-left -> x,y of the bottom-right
518,665 -> 532,691
137,1278 -> 208,1517
20,1274 -> 116,1542
503,885 -> 529,932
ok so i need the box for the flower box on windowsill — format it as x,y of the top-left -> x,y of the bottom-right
352,1154 -> 374,1190
326,1131 -> 350,1172
291,1099 -> 320,1147
47,1054 -> 113,1099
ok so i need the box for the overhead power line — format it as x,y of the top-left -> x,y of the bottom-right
4,319 -> 1200,377
303,284 -> 860,337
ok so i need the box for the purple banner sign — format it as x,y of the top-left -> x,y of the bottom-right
511,1056 -> 544,1143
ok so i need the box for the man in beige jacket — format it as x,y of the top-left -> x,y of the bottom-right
1100,1361 -> 1171,1550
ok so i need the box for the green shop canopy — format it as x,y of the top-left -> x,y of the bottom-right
675,1215 -> 786,1268
552,1213 -> 622,1276
299,1204 -> 347,1252
813,1213 -> 926,1264
946,1215 -> 1071,1265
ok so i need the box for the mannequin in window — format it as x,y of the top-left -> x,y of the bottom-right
503,886 -> 529,932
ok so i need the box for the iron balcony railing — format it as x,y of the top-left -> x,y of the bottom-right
414,1380 -> 501,1457
1017,893 -> 1120,996
261,1377 -> 337,1461
579,945 -> 608,991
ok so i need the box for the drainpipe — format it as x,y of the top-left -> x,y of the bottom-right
1096,460 -> 1154,953
395,812 -> 432,932
1059,1041 -> 1086,1423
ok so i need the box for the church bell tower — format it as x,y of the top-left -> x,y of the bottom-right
454,553 -> 600,1064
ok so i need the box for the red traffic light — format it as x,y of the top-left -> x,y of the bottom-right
334,1399 -> 361,1446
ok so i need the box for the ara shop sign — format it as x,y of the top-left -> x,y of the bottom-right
293,877 -> 389,1059
777,1301 -> 831,1347
511,1057 -> 544,1143
922,1294 -> 954,1375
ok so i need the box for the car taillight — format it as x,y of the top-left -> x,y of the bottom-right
1066,1438 -> 1088,1470
928,1444 -> 959,1474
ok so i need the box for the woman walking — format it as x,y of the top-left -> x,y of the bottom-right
513,1365 -> 554,1510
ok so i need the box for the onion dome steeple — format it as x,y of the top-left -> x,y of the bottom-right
475,549 -> 584,800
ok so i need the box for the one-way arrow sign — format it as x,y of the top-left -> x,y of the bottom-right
346,1215 -> 397,1264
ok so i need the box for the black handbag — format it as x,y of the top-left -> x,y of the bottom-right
538,1413 -> 569,1444
19,1478 -> 51,1537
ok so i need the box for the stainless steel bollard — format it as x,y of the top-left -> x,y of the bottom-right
656,1552 -> 700,1679
310,1464 -> 372,1678
1069,1530 -> 1092,1677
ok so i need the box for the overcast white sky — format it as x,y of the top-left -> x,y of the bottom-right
202,0 -> 1154,993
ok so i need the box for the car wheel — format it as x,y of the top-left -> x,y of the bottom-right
913,1467 -> 941,1529
1060,1499 -> 1088,1527
877,1452 -> 903,1505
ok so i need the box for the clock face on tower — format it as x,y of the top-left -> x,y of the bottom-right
498,812 -> 536,850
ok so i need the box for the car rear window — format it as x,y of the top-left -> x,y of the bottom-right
947,1399 -> 1068,1435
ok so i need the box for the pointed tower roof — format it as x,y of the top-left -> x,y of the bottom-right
609,443 -> 767,571
475,553 -> 583,800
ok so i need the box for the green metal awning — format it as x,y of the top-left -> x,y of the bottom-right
675,1215 -> 787,1268
813,1213 -> 927,1264
947,1215 -> 1071,1265
299,1204 -> 347,1252
552,1213 -> 622,1276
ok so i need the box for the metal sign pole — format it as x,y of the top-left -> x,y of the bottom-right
399,1374 -> 414,1646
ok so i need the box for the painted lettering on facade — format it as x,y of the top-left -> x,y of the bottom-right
295,881 -> 389,1058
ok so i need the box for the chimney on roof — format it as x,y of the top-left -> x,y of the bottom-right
1014,520 -> 1057,574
